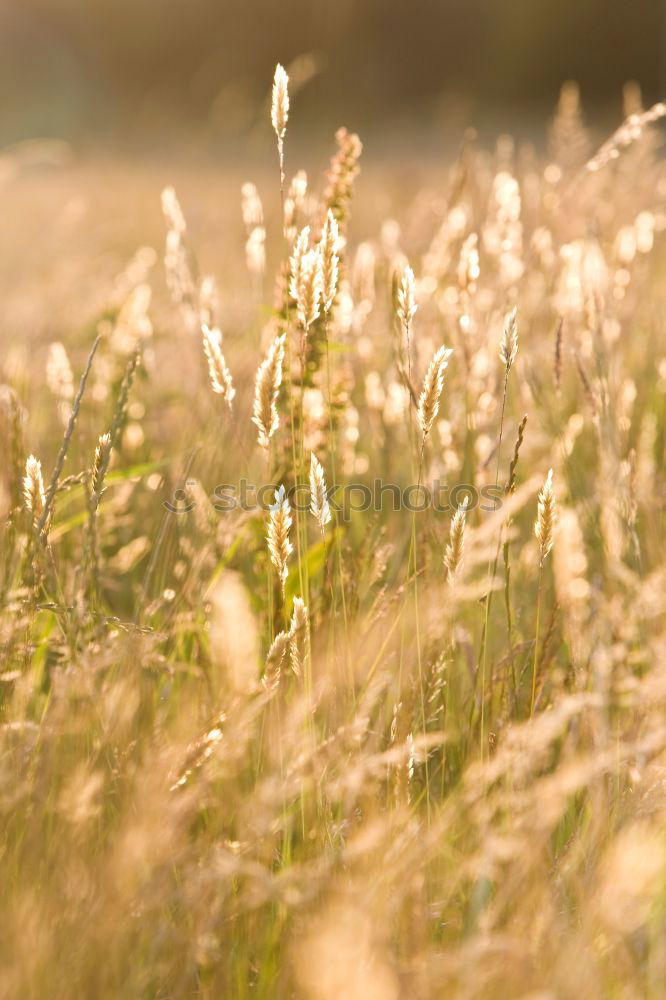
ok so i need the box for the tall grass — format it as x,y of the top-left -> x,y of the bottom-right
0,75 -> 665,999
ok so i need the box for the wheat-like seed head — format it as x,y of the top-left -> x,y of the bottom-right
323,127 -> 363,227
161,186 -> 186,235
263,629 -> 290,691
318,210 -> 339,313
587,100 -> 666,173
417,346 -> 453,438
91,433 -> 112,503
267,485 -> 293,593
296,247 -> 323,330
245,226 -> 266,278
309,453 -> 331,531
458,233 -> 480,292
240,182 -> 264,232
396,264 -> 417,330
46,342 -> 74,425
289,226 -> 310,301
161,185 -> 198,327
23,455 -> 45,527
202,325 -> 235,405
499,306 -> 519,370
284,170 -> 308,242
444,496 -> 469,585
507,414 -> 528,496
271,64 -> 289,141
198,275 -> 219,330
252,333 -> 286,449
240,182 -> 266,277
535,468 -> 557,564
289,597 -> 309,676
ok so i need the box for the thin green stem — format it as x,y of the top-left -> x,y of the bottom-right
531,562 -> 543,717
502,536 -> 518,698
410,437 -> 430,822
478,366 -> 510,758
38,335 -> 101,537
267,446 -> 274,641
285,334 -> 305,599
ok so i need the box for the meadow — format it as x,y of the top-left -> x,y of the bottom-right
1,71 -> 665,998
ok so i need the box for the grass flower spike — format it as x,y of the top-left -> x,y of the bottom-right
271,63 -> 289,187
444,496 -> 469,585
202,325 -> 235,405
271,63 -> 289,142
252,333 -> 286,449
289,597 -> 309,676
296,248 -> 323,331
535,468 -> 557,563
396,264 -> 417,330
267,484 -> 293,593
417,345 -> 453,438
23,455 -> 45,527
499,306 -> 519,370
318,210 -> 340,313
289,226 -> 310,300
309,453 -> 331,532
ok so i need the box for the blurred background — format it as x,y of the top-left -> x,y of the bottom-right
0,0 -> 663,150
0,0 -> 663,361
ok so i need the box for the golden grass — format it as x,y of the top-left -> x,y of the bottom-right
0,75 -> 665,998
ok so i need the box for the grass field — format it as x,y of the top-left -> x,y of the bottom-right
1,75 -> 666,998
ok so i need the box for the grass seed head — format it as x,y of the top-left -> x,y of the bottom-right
289,597 -> 309,676
444,496 -> 469,585
267,485 -> 293,593
23,454 -> 45,527
252,333 -> 286,449
202,325 -> 235,405
296,247 -> 323,331
309,453 -> 331,531
324,126 -> 363,227
417,345 -> 453,438
535,468 -> 557,563
271,63 -> 289,141
396,264 -> 417,330
318,210 -> 340,313
499,306 -> 519,370
46,342 -> 74,425
458,232 -> 480,292
263,630 -> 290,690
90,433 -> 112,506
289,226 -> 310,301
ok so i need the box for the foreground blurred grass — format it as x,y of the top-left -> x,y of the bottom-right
1,82 -> 666,998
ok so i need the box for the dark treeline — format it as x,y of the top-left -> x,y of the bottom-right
0,0 -> 662,140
